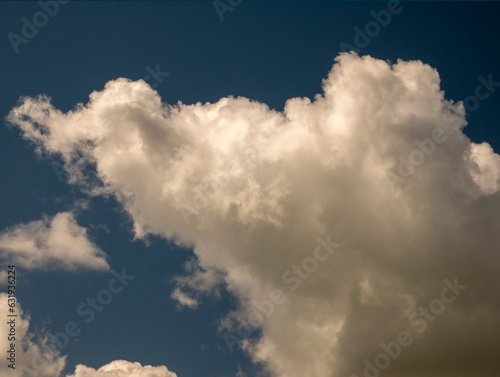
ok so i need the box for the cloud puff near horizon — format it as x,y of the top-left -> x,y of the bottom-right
66,360 -> 178,377
7,52 -> 500,377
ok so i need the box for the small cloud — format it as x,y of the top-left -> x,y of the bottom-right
170,287 -> 199,309
0,212 -> 109,272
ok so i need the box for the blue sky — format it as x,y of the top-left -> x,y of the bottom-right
1,2 -> 500,377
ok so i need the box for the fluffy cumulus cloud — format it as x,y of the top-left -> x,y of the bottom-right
66,360 -> 177,377
0,293 -> 66,377
0,212 -> 109,272
7,53 -> 500,377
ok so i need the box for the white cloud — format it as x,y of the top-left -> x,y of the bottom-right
0,212 -> 109,271
0,293 -> 66,377
66,360 -> 177,377
7,52 -> 500,377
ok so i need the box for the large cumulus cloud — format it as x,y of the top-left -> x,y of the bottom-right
7,53 -> 500,377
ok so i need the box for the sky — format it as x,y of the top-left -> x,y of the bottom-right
1,1 -> 500,377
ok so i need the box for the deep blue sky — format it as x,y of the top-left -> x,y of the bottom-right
1,2 -> 499,376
